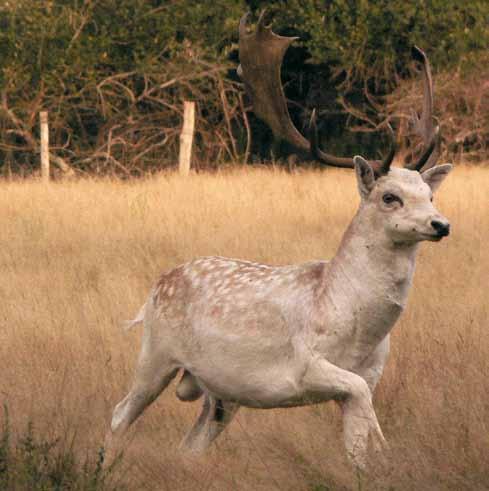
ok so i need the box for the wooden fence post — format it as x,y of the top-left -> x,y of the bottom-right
40,111 -> 50,182
179,101 -> 195,176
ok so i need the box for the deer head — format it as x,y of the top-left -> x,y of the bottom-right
238,12 -> 451,244
353,157 -> 451,245
237,12 -> 440,178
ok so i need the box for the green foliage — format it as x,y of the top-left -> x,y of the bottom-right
0,0 -> 487,173
0,0 -> 243,85
253,0 -> 489,88
0,0 -> 247,174
246,0 -> 489,161
0,406 -> 122,490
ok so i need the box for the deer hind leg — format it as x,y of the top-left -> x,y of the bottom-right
302,358 -> 386,469
106,354 -> 178,461
180,395 -> 239,453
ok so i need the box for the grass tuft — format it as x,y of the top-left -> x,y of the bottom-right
0,407 -> 122,490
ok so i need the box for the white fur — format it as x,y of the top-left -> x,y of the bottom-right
107,163 -> 452,469
122,300 -> 147,330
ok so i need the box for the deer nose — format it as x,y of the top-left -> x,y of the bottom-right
431,220 -> 450,237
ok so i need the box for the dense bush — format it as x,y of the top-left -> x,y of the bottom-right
388,51 -> 489,163
0,406 -> 122,490
258,0 -> 488,87
0,0 -> 246,175
0,0 -> 487,175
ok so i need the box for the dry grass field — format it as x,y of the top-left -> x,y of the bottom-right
0,165 -> 488,490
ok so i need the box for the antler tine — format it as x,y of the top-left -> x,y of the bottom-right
255,8 -> 269,33
238,11 -> 395,175
375,122 -> 397,176
409,126 -> 440,172
239,9 -> 271,38
238,11 -> 250,39
411,46 -> 434,143
405,46 -> 440,172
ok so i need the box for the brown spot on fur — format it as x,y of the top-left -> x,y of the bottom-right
210,305 -> 222,317
155,265 -> 185,303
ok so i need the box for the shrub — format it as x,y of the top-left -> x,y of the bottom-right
0,1 -> 487,174
0,406 -> 123,491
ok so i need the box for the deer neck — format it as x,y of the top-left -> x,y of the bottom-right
313,206 -> 419,361
331,208 -> 418,296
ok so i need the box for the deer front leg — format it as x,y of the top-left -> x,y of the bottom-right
354,335 -> 390,393
301,357 -> 386,469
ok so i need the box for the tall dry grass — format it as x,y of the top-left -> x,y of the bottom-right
0,165 -> 487,490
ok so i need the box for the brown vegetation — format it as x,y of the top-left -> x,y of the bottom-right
0,165 -> 487,490
387,55 -> 489,164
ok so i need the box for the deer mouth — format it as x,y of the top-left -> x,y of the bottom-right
421,233 -> 445,242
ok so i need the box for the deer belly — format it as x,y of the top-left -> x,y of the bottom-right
178,299 -> 312,406
195,363 -> 311,408
180,336 -> 308,408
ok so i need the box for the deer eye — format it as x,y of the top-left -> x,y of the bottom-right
382,193 -> 403,206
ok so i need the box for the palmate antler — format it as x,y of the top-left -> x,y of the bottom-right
238,12 -> 439,175
404,46 -> 440,172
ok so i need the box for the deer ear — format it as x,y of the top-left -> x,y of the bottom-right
421,164 -> 453,192
354,156 -> 375,198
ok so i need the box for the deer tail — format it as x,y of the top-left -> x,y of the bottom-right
122,301 -> 147,331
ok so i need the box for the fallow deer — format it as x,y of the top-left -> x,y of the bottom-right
107,13 -> 452,468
